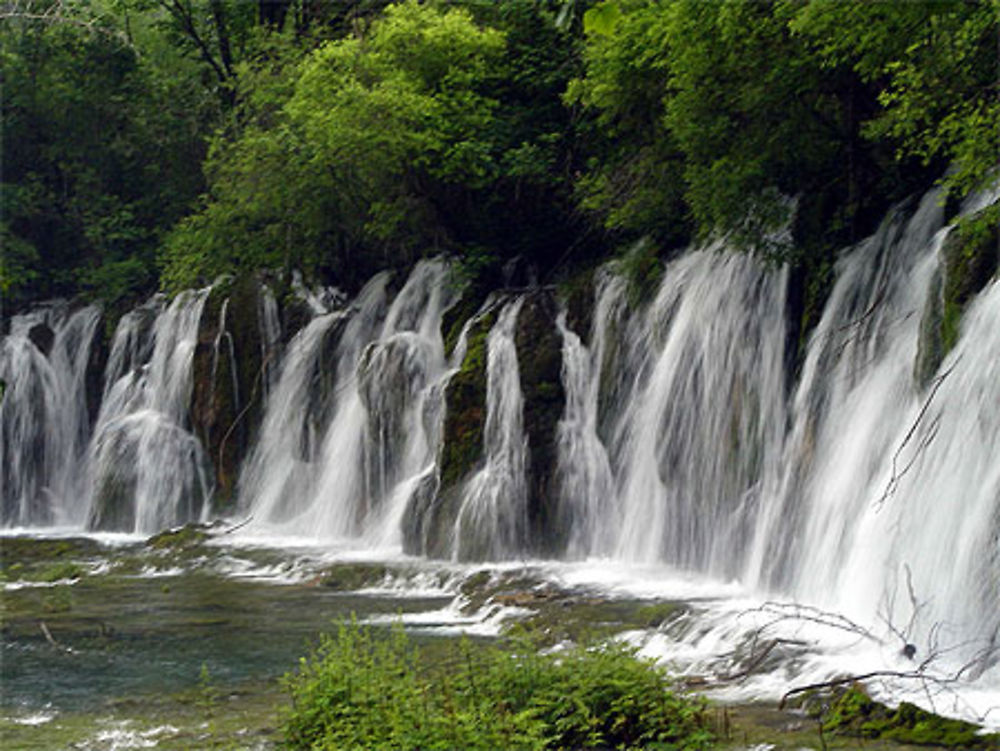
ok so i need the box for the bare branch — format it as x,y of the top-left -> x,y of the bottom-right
874,357 -> 959,509
0,0 -> 134,49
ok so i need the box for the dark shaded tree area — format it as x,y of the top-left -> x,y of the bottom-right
2,0 -> 997,312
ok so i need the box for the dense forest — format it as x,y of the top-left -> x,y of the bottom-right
2,0 -> 998,316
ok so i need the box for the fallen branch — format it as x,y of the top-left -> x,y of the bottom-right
38,621 -> 72,653
780,670 -> 936,708
215,514 -> 254,536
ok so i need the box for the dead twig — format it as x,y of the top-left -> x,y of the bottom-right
874,357 -> 959,509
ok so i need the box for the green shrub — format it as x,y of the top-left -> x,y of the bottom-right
281,620 -> 713,750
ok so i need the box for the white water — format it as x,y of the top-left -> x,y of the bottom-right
452,297 -> 528,560
0,303 -> 100,526
240,259 -> 454,545
85,289 -> 212,533
554,273 -> 622,557
601,249 -> 789,571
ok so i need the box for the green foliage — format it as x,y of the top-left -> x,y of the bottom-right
1,1 -> 215,308
161,1 -> 510,292
822,685 -> 1000,748
197,662 -> 220,718
282,619 -> 713,750
616,237 -> 663,306
789,0 -> 1000,199
564,1 -> 689,244
6,0 -> 996,311
161,0 -> 587,295
568,0 -> 993,260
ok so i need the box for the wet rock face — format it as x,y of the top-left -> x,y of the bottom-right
514,291 -> 567,556
560,268 -> 596,346
438,309 -> 497,495
415,308 -> 497,557
84,316 -> 108,428
27,322 -> 55,356
88,430 -> 137,531
915,204 -> 999,386
401,469 -> 440,556
189,276 -> 270,511
413,290 -> 568,558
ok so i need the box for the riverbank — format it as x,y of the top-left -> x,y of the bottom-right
3,532 -> 996,750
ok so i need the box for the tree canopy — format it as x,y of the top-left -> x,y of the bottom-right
2,0 -> 997,310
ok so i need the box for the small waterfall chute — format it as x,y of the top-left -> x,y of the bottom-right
554,271 -> 623,557
0,303 -> 101,526
86,288 -> 212,533
240,259 -> 454,544
452,297 -> 528,561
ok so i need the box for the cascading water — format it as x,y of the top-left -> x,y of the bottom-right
554,272 -> 622,557
768,188 -> 999,670
451,297 -> 528,561
750,190 -> 945,600
86,289 -> 212,533
0,303 -> 101,526
589,249 -> 789,572
240,259 -> 455,545
2,184 -> 998,726
544,188 -> 999,713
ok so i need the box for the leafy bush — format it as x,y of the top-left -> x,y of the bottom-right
282,620 -> 712,750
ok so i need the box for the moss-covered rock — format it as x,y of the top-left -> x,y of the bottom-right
617,237 -> 665,308
189,275 -> 272,511
440,283 -> 487,360
415,305 -> 500,557
146,522 -> 211,551
514,290 -> 567,556
822,685 -> 1000,748
558,266 -> 596,345
915,202 -> 999,386
438,307 -> 499,492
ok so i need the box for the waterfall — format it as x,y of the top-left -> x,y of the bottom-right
769,189 -> 997,665
748,190 -> 944,597
590,249 -> 789,572
885,279 -> 1000,665
241,259 -> 453,544
86,289 -> 212,533
0,303 -> 101,526
554,272 -> 623,557
1,186 -> 997,682
452,297 -> 528,561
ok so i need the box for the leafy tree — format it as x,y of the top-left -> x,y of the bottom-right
566,0 -> 963,259
564,0 -> 689,245
1,6 -> 213,310
789,0 -> 1000,200
161,1 -> 508,291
